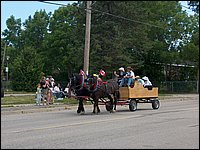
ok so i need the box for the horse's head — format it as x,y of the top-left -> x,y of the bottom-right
68,73 -> 83,96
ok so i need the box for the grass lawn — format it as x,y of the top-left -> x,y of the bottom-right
1,95 -> 79,106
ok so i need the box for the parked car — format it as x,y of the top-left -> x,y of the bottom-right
1,80 -> 4,98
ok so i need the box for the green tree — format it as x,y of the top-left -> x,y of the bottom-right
141,1 -> 198,82
43,5 -> 85,82
2,15 -> 22,49
2,10 -> 51,91
10,46 -> 44,91
22,10 -> 51,51
180,26 -> 199,81
88,1 -> 152,76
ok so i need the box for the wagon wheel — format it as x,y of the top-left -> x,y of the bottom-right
152,99 -> 160,109
105,101 -> 112,111
129,99 -> 137,111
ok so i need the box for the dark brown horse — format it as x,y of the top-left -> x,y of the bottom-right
68,73 -> 119,114
68,73 -> 91,114
88,77 -> 119,114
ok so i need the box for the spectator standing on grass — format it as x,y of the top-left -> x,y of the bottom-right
46,77 -> 54,104
36,83 -> 42,105
49,76 -> 55,90
40,76 -> 48,105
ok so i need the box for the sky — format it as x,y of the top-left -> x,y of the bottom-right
1,1 -> 195,36
1,1 -> 77,34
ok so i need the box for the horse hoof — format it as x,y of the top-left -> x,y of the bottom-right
77,110 -> 81,114
80,111 -> 85,115
92,111 -> 99,115
110,109 -> 116,113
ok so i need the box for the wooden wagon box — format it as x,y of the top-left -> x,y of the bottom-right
119,82 -> 158,100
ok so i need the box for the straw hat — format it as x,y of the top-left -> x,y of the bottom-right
126,66 -> 132,70
135,76 -> 140,79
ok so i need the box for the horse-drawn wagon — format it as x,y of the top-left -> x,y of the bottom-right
69,73 -> 160,114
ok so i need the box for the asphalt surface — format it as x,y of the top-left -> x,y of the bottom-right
1,94 -> 199,149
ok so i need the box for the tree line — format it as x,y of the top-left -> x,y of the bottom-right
1,1 -> 199,92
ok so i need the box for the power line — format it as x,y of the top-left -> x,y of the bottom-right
39,1 -> 165,29
87,7 -> 165,29
181,4 -> 195,12
39,1 -> 69,7
181,4 -> 190,9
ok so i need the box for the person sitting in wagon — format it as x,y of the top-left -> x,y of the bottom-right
119,66 -> 135,88
135,76 -> 144,85
113,67 -> 126,85
142,76 -> 153,88
91,69 -> 106,90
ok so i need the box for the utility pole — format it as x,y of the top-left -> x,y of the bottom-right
1,43 -> 6,78
83,1 -> 92,75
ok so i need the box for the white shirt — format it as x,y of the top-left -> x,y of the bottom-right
125,71 -> 135,78
53,86 -> 60,93
144,80 -> 152,87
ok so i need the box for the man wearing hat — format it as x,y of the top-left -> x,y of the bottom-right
120,66 -> 135,87
114,67 -> 126,84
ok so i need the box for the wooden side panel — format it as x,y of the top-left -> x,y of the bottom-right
129,86 -> 158,98
119,81 -> 158,100
119,87 -> 129,100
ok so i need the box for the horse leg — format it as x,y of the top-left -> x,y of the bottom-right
113,92 -> 118,111
108,94 -> 114,113
93,98 -> 97,114
77,98 -> 84,114
93,101 -> 96,114
97,100 -> 100,113
93,96 -> 100,114
81,99 -> 85,113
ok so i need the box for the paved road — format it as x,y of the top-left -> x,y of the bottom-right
1,95 -> 199,149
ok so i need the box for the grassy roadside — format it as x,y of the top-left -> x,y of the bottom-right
1,95 -> 79,106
